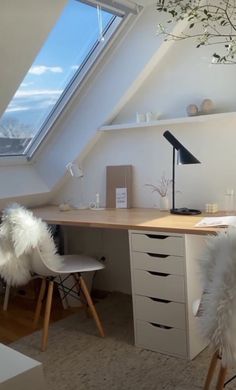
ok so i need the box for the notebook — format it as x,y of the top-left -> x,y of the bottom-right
195,216 -> 236,227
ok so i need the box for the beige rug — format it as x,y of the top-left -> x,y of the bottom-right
11,293 -> 236,390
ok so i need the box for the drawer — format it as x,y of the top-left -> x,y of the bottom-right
136,320 -> 187,357
131,233 -> 184,256
135,295 -> 186,329
132,252 -> 184,275
133,269 -> 185,302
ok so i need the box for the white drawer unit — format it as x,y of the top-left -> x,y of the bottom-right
129,230 -> 206,360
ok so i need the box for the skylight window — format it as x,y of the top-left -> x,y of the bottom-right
0,0 -> 123,157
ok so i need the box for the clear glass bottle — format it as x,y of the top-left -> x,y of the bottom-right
95,193 -> 100,209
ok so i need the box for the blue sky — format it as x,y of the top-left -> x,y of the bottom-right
0,0 -> 114,136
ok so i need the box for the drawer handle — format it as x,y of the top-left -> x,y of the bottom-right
150,322 -> 173,330
146,234 -> 168,239
147,253 -> 169,258
149,297 -> 171,304
148,271 -> 170,277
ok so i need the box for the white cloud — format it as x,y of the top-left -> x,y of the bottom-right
5,89 -> 63,113
15,89 -> 62,98
71,65 -> 79,71
6,106 -> 31,113
21,82 -> 34,87
29,65 -> 63,75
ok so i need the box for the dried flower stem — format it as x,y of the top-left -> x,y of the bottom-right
145,173 -> 171,197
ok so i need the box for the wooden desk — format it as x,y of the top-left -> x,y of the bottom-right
32,206 -> 218,360
32,205 -> 219,235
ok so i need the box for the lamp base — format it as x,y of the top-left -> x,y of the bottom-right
170,208 -> 201,215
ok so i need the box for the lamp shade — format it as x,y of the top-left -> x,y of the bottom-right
177,146 -> 200,165
164,130 -> 200,165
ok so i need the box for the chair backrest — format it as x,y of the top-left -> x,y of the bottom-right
199,227 -> 236,366
31,247 -> 58,276
0,204 -> 63,285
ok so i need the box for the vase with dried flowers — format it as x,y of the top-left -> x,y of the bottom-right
145,173 -> 171,211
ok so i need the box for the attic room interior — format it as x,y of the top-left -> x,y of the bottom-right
2,0 -> 236,389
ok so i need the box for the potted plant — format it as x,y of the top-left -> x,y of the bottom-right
145,173 -> 171,210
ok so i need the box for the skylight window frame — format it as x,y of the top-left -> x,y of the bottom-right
25,14 -> 122,160
0,0 -> 141,161
79,0 -> 141,16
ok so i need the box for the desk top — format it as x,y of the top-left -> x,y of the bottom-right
32,206 -> 221,235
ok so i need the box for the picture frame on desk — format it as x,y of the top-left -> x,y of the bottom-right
106,165 -> 133,208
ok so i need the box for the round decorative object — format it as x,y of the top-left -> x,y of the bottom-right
186,104 -> 198,116
200,98 -> 214,114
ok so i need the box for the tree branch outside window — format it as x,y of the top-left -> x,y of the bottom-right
156,0 -> 236,64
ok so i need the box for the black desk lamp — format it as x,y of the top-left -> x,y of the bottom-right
163,130 -> 201,215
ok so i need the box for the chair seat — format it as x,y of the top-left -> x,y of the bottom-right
54,254 -> 105,274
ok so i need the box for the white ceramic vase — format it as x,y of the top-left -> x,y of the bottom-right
159,196 -> 169,211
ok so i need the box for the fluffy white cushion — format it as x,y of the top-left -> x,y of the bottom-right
199,227 -> 236,366
0,203 -> 63,286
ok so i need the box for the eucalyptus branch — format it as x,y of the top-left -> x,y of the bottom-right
156,0 -> 236,63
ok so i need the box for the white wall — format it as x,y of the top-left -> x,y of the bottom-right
56,26 -> 236,211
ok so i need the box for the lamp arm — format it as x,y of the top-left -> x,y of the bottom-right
172,147 -> 175,210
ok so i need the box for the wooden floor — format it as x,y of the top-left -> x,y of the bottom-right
0,285 -> 81,344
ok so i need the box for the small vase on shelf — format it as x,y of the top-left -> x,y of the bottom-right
159,196 -> 169,211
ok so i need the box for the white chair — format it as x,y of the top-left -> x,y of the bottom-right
198,227 -> 236,390
32,247 -> 105,351
0,203 -> 105,351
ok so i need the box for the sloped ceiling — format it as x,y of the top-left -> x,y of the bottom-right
0,0 -> 67,117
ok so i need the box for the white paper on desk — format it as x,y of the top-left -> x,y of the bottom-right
116,187 -> 127,208
195,216 -> 236,227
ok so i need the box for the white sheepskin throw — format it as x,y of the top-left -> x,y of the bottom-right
0,203 -> 63,286
199,227 -> 236,367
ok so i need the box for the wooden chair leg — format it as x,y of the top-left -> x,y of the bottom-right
3,284 -> 10,311
204,351 -> 219,390
33,278 -> 46,329
79,275 -> 105,337
216,364 -> 227,390
41,280 -> 54,352
72,274 -> 89,316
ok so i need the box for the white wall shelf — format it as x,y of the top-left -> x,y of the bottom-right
98,111 -> 236,132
